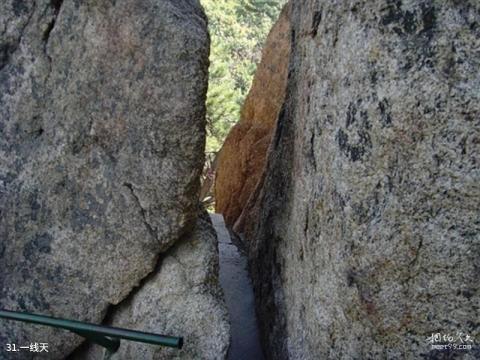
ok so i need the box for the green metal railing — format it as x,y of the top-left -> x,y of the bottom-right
0,309 -> 183,357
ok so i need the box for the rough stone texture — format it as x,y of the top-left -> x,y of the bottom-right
0,0 -> 213,358
71,213 -> 230,360
214,3 -> 291,228
245,1 -> 480,359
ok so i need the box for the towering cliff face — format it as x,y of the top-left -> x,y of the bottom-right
214,4 -> 291,228
246,1 -> 480,359
0,0 -> 229,358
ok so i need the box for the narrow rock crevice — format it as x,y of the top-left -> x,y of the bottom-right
212,214 -> 264,360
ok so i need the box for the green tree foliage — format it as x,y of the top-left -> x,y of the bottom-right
201,0 -> 286,152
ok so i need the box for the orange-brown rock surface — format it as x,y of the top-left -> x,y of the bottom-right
214,3 -> 291,227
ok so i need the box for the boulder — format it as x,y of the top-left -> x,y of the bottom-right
214,3 -> 291,228
0,0 -> 225,358
70,213 -> 230,360
245,1 -> 480,359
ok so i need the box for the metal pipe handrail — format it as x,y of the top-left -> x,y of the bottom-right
0,309 -> 183,355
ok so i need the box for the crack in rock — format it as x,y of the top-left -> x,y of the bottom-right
43,0 -> 64,45
122,182 -> 159,243
42,0 -> 64,81
65,248 -> 166,359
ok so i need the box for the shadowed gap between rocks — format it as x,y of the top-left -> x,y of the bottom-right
211,214 -> 264,360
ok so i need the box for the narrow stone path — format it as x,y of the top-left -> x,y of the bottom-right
210,214 -> 264,360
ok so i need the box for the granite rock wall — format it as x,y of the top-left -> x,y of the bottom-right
245,1 -> 480,359
0,1 -> 229,358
